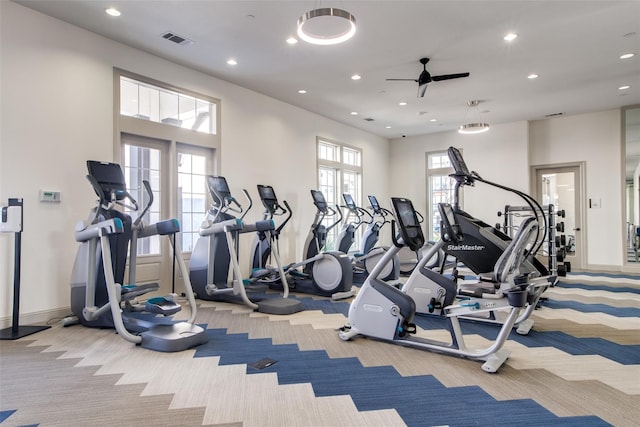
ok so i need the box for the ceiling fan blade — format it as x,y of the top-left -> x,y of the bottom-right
418,83 -> 428,97
431,72 -> 470,81
386,78 -> 418,81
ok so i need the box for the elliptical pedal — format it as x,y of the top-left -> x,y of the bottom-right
145,295 -> 181,316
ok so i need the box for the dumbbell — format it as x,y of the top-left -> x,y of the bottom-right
557,264 -> 567,276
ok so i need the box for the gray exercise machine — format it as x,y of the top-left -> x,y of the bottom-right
402,202 -> 553,335
67,161 -> 207,352
248,186 -> 354,300
189,176 -> 304,315
336,193 -> 399,282
339,197 -> 553,373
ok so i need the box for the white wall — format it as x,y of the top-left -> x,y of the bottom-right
0,2 -> 389,323
529,110 -> 622,268
390,110 -> 627,271
388,121 -> 530,234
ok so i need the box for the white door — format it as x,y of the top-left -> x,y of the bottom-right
121,135 -> 171,294
535,165 -> 584,270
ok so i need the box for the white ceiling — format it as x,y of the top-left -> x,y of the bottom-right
12,0 -> 640,140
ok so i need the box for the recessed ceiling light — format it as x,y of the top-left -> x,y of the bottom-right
398,101 -> 407,106
298,89 -> 307,94
105,8 -> 121,17
385,126 -> 392,129
226,59 -> 238,65
504,33 -> 518,41
528,73 -> 539,79
430,118 -> 437,122
619,85 -> 630,90
620,53 -> 635,59
286,37 -> 298,45
351,74 -> 362,80
350,111 -> 358,115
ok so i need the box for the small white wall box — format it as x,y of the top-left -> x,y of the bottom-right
40,190 -> 61,203
1,198 -> 23,233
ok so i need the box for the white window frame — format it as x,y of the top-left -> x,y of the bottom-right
317,137 -> 362,250
114,68 -> 220,254
426,150 -> 459,241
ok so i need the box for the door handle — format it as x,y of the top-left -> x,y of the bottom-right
573,228 -> 581,231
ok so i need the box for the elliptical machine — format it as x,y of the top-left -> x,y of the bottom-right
250,184 -> 292,272
68,161 -> 207,352
189,176 -> 303,315
250,187 -> 354,300
339,196 -> 553,373
336,193 -> 399,282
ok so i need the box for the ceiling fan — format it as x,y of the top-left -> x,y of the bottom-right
386,57 -> 470,97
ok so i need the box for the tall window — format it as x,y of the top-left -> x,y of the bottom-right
178,150 -> 208,252
123,144 -> 161,255
317,138 -> 362,250
427,151 -> 457,241
117,69 -> 219,255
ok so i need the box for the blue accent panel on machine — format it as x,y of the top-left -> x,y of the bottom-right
156,219 -> 180,235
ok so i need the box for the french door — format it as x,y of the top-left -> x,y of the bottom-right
121,133 -> 214,295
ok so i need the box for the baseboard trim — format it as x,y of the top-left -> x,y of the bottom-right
0,307 -> 71,330
581,264 -> 624,273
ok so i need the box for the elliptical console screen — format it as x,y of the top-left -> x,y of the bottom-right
447,146 -> 471,177
258,184 -> 278,212
86,160 -> 127,199
391,197 -> 424,251
311,190 -> 328,211
208,176 -> 231,200
368,195 -> 381,213
258,185 -> 277,202
342,193 -> 357,210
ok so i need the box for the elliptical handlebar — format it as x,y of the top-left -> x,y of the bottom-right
240,189 -> 252,222
278,200 -> 293,234
133,180 -> 153,227
325,204 -> 343,232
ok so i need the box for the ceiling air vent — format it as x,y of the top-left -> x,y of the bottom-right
161,32 -> 194,46
544,112 -> 564,117
364,117 -> 375,122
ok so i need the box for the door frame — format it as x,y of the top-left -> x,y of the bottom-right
120,134 -> 172,293
530,162 -> 587,271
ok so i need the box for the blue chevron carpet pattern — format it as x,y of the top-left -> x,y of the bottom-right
1,271 -> 638,426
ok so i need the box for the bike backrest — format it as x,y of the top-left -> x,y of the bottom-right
494,216 -> 538,283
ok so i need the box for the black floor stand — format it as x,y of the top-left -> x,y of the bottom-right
1,202 -> 50,340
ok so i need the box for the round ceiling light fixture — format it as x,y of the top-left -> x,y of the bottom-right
297,8 -> 356,45
458,100 -> 490,134
105,7 -> 121,17
458,123 -> 490,134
